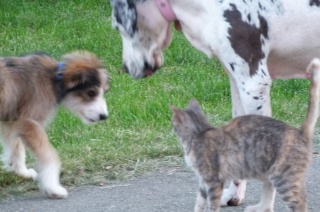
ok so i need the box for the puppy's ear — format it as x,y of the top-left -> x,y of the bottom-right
111,0 -> 137,37
70,71 -> 86,87
64,70 -> 85,90
64,68 -> 99,90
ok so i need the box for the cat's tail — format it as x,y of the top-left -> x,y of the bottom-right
301,58 -> 320,141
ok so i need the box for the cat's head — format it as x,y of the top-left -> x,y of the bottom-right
170,99 -> 212,138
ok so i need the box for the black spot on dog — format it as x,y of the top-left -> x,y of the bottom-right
230,62 -> 235,71
258,2 -> 266,11
112,0 -> 137,37
224,4 -> 269,76
310,0 -> 320,7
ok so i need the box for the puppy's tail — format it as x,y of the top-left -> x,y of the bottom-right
301,58 -> 320,141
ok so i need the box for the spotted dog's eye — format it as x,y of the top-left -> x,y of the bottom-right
87,89 -> 97,97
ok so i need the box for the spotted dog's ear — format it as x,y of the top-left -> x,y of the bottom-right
110,0 -> 137,37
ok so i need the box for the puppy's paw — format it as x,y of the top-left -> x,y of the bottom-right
19,168 -> 38,180
12,167 -> 38,180
45,185 -> 68,199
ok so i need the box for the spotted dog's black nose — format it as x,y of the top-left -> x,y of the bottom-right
99,114 -> 108,120
123,64 -> 129,73
144,62 -> 158,77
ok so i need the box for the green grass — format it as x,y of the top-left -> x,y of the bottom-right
0,0 -> 317,197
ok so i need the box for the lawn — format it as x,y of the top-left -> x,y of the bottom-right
0,0 -> 315,197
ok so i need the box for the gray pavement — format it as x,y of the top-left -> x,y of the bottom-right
0,155 -> 320,212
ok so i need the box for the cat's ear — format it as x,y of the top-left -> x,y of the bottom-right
188,98 -> 201,110
170,105 -> 183,121
170,105 -> 179,114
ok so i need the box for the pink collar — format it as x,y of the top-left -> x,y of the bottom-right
156,0 -> 177,22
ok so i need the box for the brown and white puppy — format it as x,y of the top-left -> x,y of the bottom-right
0,51 -> 109,199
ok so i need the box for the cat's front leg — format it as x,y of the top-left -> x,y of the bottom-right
220,180 -> 246,206
206,182 -> 224,212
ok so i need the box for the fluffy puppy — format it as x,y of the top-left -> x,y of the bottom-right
0,51 -> 109,198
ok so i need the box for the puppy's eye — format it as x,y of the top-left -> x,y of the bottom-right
87,90 -> 97,97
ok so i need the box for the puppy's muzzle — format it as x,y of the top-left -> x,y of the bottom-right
99,114 -> 108,121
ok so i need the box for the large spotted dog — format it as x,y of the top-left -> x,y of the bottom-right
110,0 -> 320,207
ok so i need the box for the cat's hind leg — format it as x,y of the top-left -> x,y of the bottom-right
194,185 -> 207,212
244,180 -> 275,212
274,177 -> 307,212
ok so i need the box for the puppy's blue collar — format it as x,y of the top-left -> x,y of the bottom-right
56,62 -> 65,81
55,62 -> 66,103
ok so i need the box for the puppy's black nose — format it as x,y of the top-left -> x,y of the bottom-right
99,114 -> 108,120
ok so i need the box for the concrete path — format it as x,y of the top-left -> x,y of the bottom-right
1,155 -> 320,212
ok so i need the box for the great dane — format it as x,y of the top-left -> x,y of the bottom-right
110,0 -> 320,207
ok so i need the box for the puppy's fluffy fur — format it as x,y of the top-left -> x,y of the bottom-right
0,51 -> 109,198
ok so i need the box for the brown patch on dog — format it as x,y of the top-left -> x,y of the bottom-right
224,4 -> 268,76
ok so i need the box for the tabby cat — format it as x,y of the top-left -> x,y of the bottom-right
171,59 -> 320,212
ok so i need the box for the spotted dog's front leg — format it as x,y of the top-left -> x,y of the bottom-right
221,64 -> 272,206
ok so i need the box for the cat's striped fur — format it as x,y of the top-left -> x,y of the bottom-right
171,59 -> 320,212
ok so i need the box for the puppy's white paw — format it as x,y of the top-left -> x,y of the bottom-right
18,168 -> 38,180
45,185 -> 68,199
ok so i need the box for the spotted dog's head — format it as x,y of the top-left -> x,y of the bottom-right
59,51 -> 109,124
110,0 -> 173,78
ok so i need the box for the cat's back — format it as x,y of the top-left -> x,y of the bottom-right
223,114 -> 307,146
224,115 -> 307,160
219,114 -> 310,178
223,114 -> 299,136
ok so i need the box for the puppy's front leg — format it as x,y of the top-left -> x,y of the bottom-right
18,119 -> 68,199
